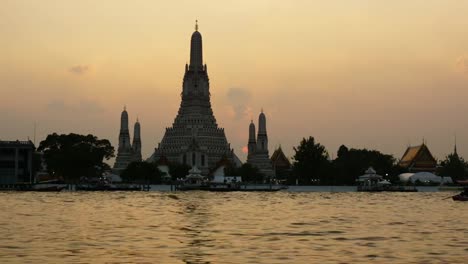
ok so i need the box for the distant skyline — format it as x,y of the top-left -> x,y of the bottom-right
1,0 -> 468,163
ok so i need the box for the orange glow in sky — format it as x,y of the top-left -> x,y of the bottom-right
1,0 -> 468,162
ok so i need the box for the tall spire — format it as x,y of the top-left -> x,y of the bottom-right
190,21 -> 203,69
120,106 -> 129,132
454,134 -> 458,156
249,120 -> 256,143
258,110 -> 267,135
133,119 -> 142,161
247,120 -> 257,163
114,107 -> 134,173
257,111 -> 268,153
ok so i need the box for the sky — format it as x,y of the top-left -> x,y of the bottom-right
1,0 -> 468,164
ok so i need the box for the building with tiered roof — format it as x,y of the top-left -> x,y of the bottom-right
271,146 -> 291,179
398,142 -> 437,173
149,22 -> 240,174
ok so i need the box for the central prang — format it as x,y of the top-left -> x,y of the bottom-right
149,23 -> 240,174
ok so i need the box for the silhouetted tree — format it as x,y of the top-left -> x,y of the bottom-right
37,133 -> 114,182
292,137 -> 331,185
169,163 -> 191,181
438,153 -> 468,182
332,146 -> 396,184
121,161 -> 162,184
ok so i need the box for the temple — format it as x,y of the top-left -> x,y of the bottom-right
398,142 -> 437,173
270,146 -> 291,179
149,22 -> 240,174
246,111 -> 274,178
113,107 -> 142,174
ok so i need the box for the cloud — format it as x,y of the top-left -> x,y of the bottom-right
455,55 -> 468,74
68,65 -> 90,75
226,87 -> 253,120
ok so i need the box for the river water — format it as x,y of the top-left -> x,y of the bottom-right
1,191 -> 466,263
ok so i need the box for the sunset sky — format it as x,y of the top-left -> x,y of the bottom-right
1,0 -> 468,163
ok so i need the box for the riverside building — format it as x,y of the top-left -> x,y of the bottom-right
0,140 -> 35,184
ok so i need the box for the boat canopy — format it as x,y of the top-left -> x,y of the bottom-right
357,167 -> 384,181
186,166 -> 205,180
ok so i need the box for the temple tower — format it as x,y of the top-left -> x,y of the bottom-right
132,118 -> 142,161
246,110 -> 274,179
257,110 -> 268,154
150,22 -> 240,173
113,107 -> 135,174
119,106 -> 131,151
247,120 -> 257,164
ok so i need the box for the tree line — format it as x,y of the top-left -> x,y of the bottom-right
289,136 -> 468,185
36,133 -> 468,184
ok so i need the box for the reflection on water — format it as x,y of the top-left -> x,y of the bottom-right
1,192 -> 467,263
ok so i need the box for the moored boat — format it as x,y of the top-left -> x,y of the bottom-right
76,175 -> 142,191
75,184 -> 141,191
29,181 -> 68,192
357,167 -> 417,192
175,166 -> 288,192
0,180 -> 67,192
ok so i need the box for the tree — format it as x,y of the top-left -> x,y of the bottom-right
292,137 -> 331,185
438,153 -> 468,182
169,163 -> 191,181
332,146 -> 396,185
37,133 -> 114,182
120,162 -> 162,184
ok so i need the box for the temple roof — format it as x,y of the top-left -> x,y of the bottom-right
398,143 -> 437,168
271,146 -> 291,167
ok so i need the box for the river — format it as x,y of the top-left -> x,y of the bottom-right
1,191 -> 466,263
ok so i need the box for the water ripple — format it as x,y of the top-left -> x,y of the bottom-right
1,191 -> 467,263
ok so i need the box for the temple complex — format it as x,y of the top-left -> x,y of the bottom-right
149,22 -> 240,174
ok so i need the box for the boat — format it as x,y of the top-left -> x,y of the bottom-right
29,180 -> 68,192
76,175 -> 142,191
452,194 -> 468,201
75,184 -> 141,191
175,166 -> 288,192
0,175 -> 68,192
452,180 -> 468,201
357,167 -> 418,192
